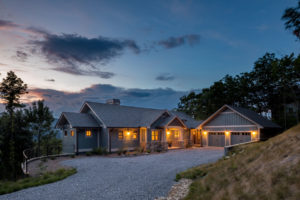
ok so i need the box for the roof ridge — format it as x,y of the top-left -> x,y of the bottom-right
86,101 -> 166,111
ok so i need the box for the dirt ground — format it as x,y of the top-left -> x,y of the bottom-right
28,156 -> 74,176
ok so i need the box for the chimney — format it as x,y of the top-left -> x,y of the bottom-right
106,99 -> 120,105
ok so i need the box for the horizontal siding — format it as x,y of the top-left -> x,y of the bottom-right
204,108 -> 255,127
204,127 -> 258,132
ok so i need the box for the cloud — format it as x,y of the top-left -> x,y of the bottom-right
156,73 -> 175,81
0,19 -> 48,36
45,78 -> 55,82
0,19 -> 19,29
6,84 -> 187,117
157,34 -> 200,49
30,33 -> 141,78
15,50 -> 28,62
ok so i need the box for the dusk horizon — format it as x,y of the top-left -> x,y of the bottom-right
0,0 -> 299,115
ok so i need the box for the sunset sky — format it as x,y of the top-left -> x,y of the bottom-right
0,0 -> 299,116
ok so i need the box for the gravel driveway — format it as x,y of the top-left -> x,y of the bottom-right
0,147 -> 223,200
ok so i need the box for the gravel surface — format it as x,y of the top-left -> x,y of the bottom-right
0,147 -> 223,200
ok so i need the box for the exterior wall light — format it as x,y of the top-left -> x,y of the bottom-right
167,131 -> 170,135
203,131 -> 207,135
225,131 -> 230,135
127,131 -> 130,136
252,131 -> 256,135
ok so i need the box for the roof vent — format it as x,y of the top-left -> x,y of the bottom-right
106,99 -> 120,105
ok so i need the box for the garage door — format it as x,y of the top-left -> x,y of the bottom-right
208,132 -> 225,147
231,132 -> 251,145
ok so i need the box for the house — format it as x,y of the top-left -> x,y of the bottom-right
56,100 -> 281,153
56,99 -> 202,153
198,105 -> 281,147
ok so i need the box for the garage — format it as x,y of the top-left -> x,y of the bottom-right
231,132 -> 251,145
208,132 -> 225,147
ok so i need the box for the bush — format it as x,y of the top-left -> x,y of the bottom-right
91,147 -> 103,155
86,152 -> 92,156
117,148 -> 123,156
122,148 -> 128,155
146,149 -> 151,153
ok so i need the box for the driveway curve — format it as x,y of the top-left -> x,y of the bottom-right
0,147 -> 223,200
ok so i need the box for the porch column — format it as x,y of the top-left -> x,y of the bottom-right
162,128 -> 166,142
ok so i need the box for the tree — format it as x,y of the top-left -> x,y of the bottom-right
282,1 -> 300,40
177,53 -> 300,129
25,100 -> 56,156
0,71 -> 28,179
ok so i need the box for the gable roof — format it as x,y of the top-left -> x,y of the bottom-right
56,112 -> 100,128
199,105 -> 280,129
83,101 -> 166,128
170,111 -> 202,129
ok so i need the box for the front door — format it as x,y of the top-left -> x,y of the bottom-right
192,129 -> 201,145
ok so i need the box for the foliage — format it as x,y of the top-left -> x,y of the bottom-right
0,72 -> 61,180
0,168 -> 76,195
177,53 -> 300,129
0,111 -> 33,180
91,147 -> 108,155
177,124 -> 300,200
282,0 -> 300,40
25,100 -> 57,156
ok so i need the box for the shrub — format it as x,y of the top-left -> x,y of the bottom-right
146,149 -> 151,153
92,147 -> 103,155
86,152 -> 92,156
117,148 -> 123,156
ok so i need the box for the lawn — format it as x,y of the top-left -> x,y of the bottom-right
177,124 -> 300,200
0,168 -> 76,195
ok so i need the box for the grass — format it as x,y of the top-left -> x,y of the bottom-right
176,124 -> 300,200
0,168 -> 77,195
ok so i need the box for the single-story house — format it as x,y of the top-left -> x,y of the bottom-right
56,99 -> 202,153
56,100 -> 280,153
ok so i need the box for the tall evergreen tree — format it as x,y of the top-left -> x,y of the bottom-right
282,0 -> 300,40
0,71 -> 28,179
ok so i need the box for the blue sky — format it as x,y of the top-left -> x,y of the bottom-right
0,0 -> 299,115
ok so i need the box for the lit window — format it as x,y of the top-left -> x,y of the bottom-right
174,131 -> 179,139
152,130 -> 159,141
118,131 -> 123,140
71,130 -> 74,136
86,130 -> 92,137
133,132 -> 137,139
64,130 -> 68,136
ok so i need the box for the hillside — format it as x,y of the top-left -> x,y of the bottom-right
177,124 -> 300,200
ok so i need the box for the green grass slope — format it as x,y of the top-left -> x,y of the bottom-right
177,124 -> 300,200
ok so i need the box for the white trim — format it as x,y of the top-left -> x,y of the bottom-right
165,116 -> 187,129
197,105 -> 264,129
80,102 -> 107,128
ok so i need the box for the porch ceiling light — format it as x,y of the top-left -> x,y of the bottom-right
167,131 -> 170,135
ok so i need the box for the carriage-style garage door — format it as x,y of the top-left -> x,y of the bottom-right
231,132 -> 251,145
208,132 -> 225,147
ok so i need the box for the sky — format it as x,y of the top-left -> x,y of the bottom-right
0,0 -> 299,116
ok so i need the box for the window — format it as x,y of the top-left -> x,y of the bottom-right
64,130 -> 68,136
133,131 -> 137,139
152,130 -> 159,141
174,130 -> 179,139
118,131 -> 123,140
86,130 -> 92,137
70,130 -> 74,136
